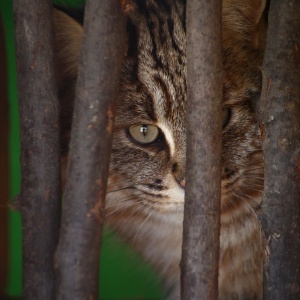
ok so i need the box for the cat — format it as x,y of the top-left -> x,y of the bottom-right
54,0 -> 267,298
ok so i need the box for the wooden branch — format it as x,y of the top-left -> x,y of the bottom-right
255,1 -> 300,298
181,0 -> 223,299
13,1 -> 61,299
54,1 -> 125,299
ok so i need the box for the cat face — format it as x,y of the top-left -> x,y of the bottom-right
106,0 -> 264,229
106,0 -> 187,227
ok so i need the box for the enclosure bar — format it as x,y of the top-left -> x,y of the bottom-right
255,1 -> 300,299
13,1 -> 61,299
54,1 -> 125,299
181,0 -> 223,299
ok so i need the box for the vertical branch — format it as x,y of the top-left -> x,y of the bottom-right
181,0 -> 223,299
256,0 -> 300,299
54,1 -> 125,299
13,1 -> 61,299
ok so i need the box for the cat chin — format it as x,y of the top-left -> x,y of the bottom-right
150,175 -> 185,224
150,208 -> 184,227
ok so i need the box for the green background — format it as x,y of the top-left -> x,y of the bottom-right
0,0 -> 164,298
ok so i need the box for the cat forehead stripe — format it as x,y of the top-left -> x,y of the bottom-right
157,122 -> 175,157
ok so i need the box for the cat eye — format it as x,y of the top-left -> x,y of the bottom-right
222,108 -> 231,128
128,124 -> 160,144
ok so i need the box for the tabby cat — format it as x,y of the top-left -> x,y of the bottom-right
54,0 -> 266,298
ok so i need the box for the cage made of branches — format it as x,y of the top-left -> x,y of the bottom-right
12,0 -> 300,299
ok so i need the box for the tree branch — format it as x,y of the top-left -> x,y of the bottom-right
181,0 -> 223,299
54,1 -> 125,299
13,1 -> 61,299
256,1 -> 300,298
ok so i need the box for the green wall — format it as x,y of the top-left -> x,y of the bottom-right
0,1 -> 164,298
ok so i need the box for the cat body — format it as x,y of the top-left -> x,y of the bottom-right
54,0 -> 266,298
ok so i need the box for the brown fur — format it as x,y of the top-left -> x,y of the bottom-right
54,1 -> 267,298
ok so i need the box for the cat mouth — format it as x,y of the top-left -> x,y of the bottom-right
135,183 -> 185,211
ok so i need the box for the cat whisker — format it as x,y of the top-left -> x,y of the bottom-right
243,175 -> 263,184
227,192 -> 256,215
107,178 -> 134,188
242,167 -> 264,173
105,197 -> 143,217
240,181 -> 264,189
105,190 -> 152,218
231,191 -> 258,219
243,193 -> 261,205
106,192 -> 143,207
106,185 -> 136,194
133,206 -> 156,247
127,200 -> 152,220
105,204 -> 133,217
241,173 -> 264,179
107,177 -> 132,186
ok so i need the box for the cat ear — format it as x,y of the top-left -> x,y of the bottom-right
53,9 -> 83,160
240,0 -> 266,26
53,8 -> 83,82
223,0 -> 267,48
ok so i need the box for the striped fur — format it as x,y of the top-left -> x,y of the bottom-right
54,0 -> 266,298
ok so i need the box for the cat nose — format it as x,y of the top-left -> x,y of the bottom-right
175,177 -> 185,189
172,162 -> 185,189
180,178 -> 185,188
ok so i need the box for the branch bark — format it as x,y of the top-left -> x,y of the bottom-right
181,0 -> 223,299
54,1 -> 125,299
255,1 -> 300,299
13,1 -> 61,299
